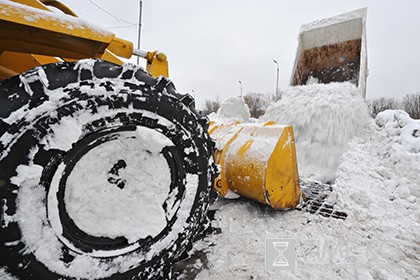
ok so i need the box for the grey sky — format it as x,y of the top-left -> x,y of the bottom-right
61,0 -> 420,108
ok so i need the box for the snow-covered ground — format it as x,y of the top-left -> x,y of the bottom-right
2,79 -> 418,279
195,84 -> 419,279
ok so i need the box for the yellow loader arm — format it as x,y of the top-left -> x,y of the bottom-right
0,0 -> 168,80
0,0 -> 302,210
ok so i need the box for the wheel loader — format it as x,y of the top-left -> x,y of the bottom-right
0,0 -> 301,279
0,1 -> 367,279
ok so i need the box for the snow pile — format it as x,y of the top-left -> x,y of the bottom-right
374,110 -> 420,197
209,97 -> 251,124
192,110 -> 419,279
261,83 -> 370,181
336,109 -> 420,208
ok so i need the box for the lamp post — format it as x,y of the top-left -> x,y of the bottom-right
273,60 -> 279,100
239,80 -> 242,97
136,0 -> 143,65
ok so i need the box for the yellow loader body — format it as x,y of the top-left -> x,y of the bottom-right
0,0 -> 301,210
0,0 -> 168,80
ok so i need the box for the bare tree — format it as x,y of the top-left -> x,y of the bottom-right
243,93 -> 271,118
402,93 -> 420,119
367,97 -> 401,118
201,96 -> 221,116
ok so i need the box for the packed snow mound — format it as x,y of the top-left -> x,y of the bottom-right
336,108 -> 420,209
261,82 -> 370,181
209,97 -> 251,124
375,109 -> 420,154
336,110 -> 420,203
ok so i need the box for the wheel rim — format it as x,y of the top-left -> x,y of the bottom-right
47,125 -> 185,257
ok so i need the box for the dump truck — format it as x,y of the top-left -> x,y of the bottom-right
291,8 -> 368,97
0,0 -> 301,279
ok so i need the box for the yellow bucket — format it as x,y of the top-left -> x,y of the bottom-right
209,122 -> 301,209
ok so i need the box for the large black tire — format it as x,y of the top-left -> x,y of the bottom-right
0,59 -> 217,279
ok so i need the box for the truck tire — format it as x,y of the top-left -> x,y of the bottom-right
0,59 -> 217,279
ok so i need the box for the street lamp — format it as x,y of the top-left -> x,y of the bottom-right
273,60 -> 279,100
238,80 -> 242,97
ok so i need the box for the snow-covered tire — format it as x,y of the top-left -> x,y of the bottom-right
0,59 -> 216,279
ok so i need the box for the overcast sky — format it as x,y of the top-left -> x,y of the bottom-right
60,0 -> 420,108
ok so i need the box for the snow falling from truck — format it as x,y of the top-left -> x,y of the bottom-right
261,82 -> 371,181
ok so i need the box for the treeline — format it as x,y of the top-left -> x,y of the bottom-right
201,92 -> 279,118
367,94 -> 420,119
201,92 -> 420,119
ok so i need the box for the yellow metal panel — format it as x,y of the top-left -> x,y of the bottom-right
39,0 -> 78,16
146,51 -> 169,78
210,123 -> 243,197
10,0 -> 50,11
0,0 -> 126,69
1,1 -> 114,43
210,122 -> 301,209
222,125 -> 274,204
0,51 -> 60,79
0,51 -> 43,75
265,126 -> 301,209
0,65 -> 19,80
32,54 -> 60,65
100,50 -> 123,66
107,37 -> 133,59
0,1 -> 133,64
0,0 -> 164,78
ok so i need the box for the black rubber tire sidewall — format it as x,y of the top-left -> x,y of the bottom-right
0,60 -> 216,280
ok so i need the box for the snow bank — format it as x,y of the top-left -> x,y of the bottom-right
193,110 -> 419,280
374,110 -> 420,197
261,83 -> 370,181
336,109 -> 420,207
209,97 -> 251,124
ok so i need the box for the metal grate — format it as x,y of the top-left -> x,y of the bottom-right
297,180 -> 348,220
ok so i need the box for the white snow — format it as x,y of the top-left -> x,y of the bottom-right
2,61 -> 210,278
1,198 -> 14,228
18,67 -> 49,96
191,90 -> 419,279
0,268 -> 18,280
0,0 -> 113,38
261,82 -> 370,181
299,8 -> 367,35
40,116 -> 83,150
63,128 -> 172,243
210,97 -> 251,124
3,59 -> 418,279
